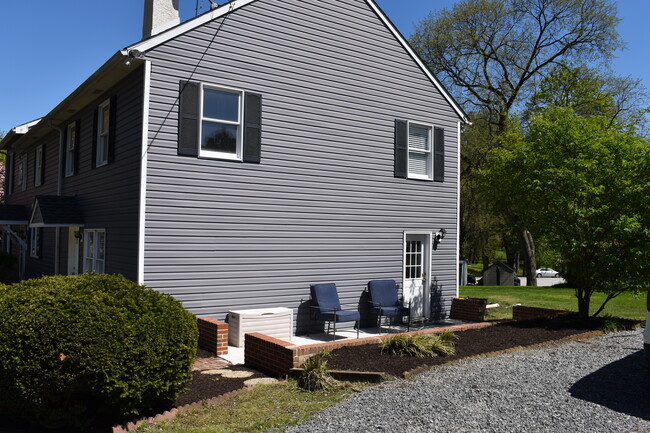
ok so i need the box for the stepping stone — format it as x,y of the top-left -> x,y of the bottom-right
244,377 -> 279,387
200,369 -> 254,378
220,370 -> 254,379
200,369 -> 227,375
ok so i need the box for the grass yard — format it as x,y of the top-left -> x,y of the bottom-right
135,381 -> 363,433
460,286 -> 646,321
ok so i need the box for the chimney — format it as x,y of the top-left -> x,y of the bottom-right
143,0 -> 180,39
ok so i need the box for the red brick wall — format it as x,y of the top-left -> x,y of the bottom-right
512,305 -> 572,321
244,322 -> 496,378
245,333 -> 297,378
197,318 -> 228,356
450,297 -> 488,322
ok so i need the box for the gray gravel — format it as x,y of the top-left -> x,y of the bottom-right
286,329 -> 650,433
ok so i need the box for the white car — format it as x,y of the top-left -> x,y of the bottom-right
536,268 -> 560,278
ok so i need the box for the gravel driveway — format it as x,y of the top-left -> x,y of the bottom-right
286,328 -> 650,433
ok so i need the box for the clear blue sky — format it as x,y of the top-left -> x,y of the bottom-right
0,0 -> 647,133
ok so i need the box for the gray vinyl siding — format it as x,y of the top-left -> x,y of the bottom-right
5,67 -> 144,281
59,67 -> 144,280
143,0 -> 460,326
6,130 -> 60,278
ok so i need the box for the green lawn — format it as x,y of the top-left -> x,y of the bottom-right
460,286 -> 646,321
135,381 -> 362,433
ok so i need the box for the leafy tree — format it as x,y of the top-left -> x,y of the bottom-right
481,107 -> 650,317
411,0 -> 623,284
526,64 -> 650,129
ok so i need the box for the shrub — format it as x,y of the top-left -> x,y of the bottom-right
299,350 -> 337,391
380,331 -> 457,358
0,273 -> 198,430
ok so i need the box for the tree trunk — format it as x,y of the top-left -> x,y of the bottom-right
576,287 -> 591,318
519,229 -> 537,286
503,233 -> 519,273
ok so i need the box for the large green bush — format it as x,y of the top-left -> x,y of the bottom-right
0,273 -> 198,430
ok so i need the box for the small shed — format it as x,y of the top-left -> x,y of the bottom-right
482,262 -> 516,286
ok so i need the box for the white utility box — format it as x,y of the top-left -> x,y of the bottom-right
228,307 -> 293,347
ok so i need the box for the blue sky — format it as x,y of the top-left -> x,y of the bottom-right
0,0 -> 647,133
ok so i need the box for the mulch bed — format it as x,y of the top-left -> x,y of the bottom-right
326,315 -> 639,378
174,349 -> 270,407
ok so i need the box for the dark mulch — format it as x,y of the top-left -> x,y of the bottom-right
174,366 -> 269,407
326,315 -> 639,378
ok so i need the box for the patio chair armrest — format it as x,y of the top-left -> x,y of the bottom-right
309,305 -> 338,312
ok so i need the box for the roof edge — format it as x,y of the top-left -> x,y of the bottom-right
364,0 -> 469,124
128,0 -> 259,52
128,0 -> 469,124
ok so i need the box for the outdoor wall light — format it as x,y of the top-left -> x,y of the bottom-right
433,228 -> 447,251
74,230 -> 83,241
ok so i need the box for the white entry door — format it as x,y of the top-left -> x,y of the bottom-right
403,234 -> 431,319
67,227 -> 80,275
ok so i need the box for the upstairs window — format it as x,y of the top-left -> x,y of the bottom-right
65,121 -> 78,177
200,86 -> 243,160
34,144 -> 44,187
408,123 -> 432,180
96,99 -> 110,167
178,81 -> 262,163
394,119 -> 445,182
18,155 -> 27,191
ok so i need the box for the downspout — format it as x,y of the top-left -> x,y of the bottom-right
49,121 -> 65,275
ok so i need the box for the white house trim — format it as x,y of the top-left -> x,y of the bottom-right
126,0 -> 469,124
364,0 -> 469,124
456,121 -> 461,297
138,60 -> 152,285
127,0 -> 258,53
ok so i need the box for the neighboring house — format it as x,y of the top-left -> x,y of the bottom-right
0,0 -> 468,331
482,262 -> 516,286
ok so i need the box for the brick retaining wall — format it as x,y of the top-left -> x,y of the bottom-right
244,321 -> 496,378
197,318 -> 229,356
450,297 -> 488,322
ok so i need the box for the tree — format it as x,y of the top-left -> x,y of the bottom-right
526,63 -> 650,129
481,107 -> 650,317
411,0 -> 623,284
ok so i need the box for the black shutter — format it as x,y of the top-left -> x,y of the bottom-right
434,127 -> 445,182
92,107 -> 98,169
74,119 -> 81,175
108,95 -> 117,163
178,81 -> 200,157
243,92 -> 262,164
394,119 -> 408,178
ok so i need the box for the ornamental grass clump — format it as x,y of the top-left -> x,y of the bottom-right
0,273 -> 198,431
299,349 -> 337,391
380,331 -> 457,358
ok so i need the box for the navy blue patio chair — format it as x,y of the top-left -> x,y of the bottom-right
309,283 -> 360,340
368,279 -> 410,333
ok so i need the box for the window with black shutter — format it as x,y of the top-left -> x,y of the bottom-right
178,81 -> 262,163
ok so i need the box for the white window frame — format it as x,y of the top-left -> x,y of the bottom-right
199,84 -> 243,161
30,227 -> 41,258
96,99 -> 110,167
407,121 -> 433,181
65,122 -> 76,177
83,229 -> 106,273
34,144 -> 43,187
18,155 -> 27,191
